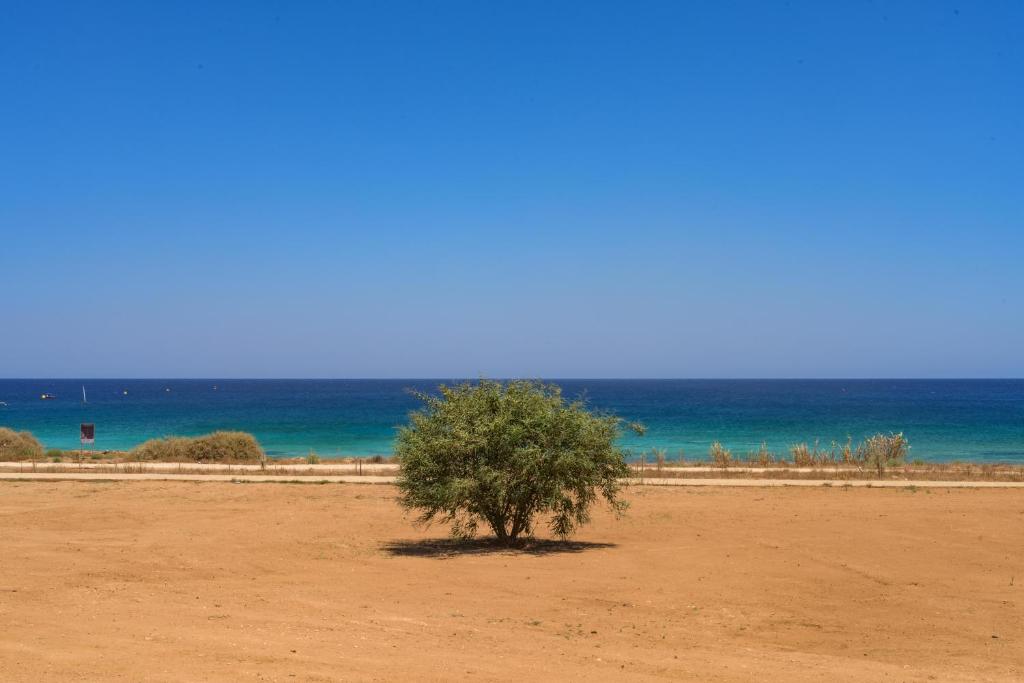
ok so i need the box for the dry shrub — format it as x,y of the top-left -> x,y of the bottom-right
709,441 -> 732,468
790,440 -> 835,466
856,432 -> 909,476
132,436 -> 189,462
131,431 -> 265,464
653,448 -> 667,471
0,427 -> 44,461
747,442 -> 775,466
840,437 -> 854,464
790,443 -> 813,467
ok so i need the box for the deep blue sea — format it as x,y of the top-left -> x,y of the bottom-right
1,379 -> 1022,462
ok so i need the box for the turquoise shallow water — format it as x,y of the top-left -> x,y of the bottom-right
1,379 -> 1022,462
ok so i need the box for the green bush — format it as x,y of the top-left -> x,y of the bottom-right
0,428 -> 44,461
131,431 -> 265,464
396,380 -> 636,544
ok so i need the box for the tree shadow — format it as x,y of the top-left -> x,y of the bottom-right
382,537 -> 617,558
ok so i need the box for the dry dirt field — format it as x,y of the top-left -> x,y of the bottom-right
1,481 -> 1021,682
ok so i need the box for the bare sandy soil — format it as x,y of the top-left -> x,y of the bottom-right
0,482 -> 1021,682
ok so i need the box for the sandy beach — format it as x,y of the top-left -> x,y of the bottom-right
1,481 -> 1021,681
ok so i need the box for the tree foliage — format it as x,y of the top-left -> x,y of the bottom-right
396,380 -> 635,544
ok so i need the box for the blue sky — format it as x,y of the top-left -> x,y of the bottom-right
1,1 -> 1021,378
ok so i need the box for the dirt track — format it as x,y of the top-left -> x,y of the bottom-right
3,472 -> 1024,488
1,481 -> 1021,681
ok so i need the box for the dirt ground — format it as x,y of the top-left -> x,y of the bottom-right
0,482 -> 1021,682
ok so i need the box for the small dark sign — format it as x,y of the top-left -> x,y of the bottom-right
80,423 -> 95,445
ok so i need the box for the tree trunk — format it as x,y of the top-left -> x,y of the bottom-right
507,503 -> 533,544
485,511 -> 510,544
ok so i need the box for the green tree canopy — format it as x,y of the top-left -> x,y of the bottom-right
396,380 -> 637,544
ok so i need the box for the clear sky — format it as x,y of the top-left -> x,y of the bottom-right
2,1 -> 1021,378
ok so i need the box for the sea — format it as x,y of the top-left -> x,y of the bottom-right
1,379 -> 1022,462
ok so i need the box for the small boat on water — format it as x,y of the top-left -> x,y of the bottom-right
40,393 -> 56,400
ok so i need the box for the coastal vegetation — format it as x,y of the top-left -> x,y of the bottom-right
395,380 -> 640,544
747,442 -> 775,466
652,433 -> 912,471
709,441 -> 733,468
626,432 -> 914,477
859,432 -> 909,475
783,433 -> 907,472
0,427 -> 44,461
130,431 -> 266,464
0,425 -> 1019,483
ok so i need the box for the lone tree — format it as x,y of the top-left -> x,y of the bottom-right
396,380 -> 639,544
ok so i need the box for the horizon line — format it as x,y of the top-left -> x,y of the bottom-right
2,377 -> 1022,382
